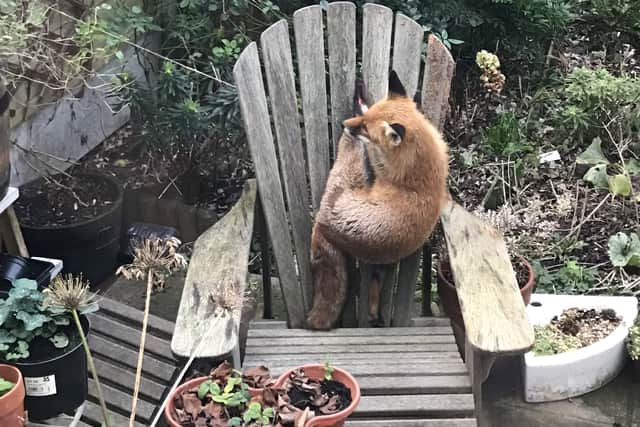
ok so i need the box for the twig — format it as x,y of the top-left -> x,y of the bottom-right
556,193 -> 611,247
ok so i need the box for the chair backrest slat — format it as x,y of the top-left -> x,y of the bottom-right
421,34 -> 455,130
260,21 -> 313,311
392,13 -> 424,98
327,2 -> 356,151
361,3 -> 393,103
293,6 -> 330,212
233,43 -> 307,328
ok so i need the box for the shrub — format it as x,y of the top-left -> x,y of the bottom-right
482,112 -> 532,157
628,316 -> 640,360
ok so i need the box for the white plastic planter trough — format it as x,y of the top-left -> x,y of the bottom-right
523,293 -> 638,402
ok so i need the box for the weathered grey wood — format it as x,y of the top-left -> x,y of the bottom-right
421,35 -> 456,131
89,379 -> 156,422
249,320 -> 288,329
293,6 -> 330,211
90,335 -> 176,381
98,296 -> 175,337
356,394 -> 475,417
392,13 -> 424,98
379,264 -> 397,327
465,336 -> 495,427
92,358 -> 166,402
268,362 -> 468,377
248,326 -> 454,337
247,334 -> 456,346
358,264 -> 373,327
362,3 -> 393,102
327,1 -> 356,149
393,250 -> 421,326
243,352 -> 461,365
346,420 -> 477,427
440,201 -> 534,354
245,343 -> 459,355
89,314 -> 174,360
412,317 -> 452,327
171,179 -> 256,357
82,401 -> 145,427
234,43 -> 306,327
345,375 -> 471,395
341,257 -> 359,327
260,21 -> 313,312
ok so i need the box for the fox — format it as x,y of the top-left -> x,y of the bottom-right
306,70 -> 450,330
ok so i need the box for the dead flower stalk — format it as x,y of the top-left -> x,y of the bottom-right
116,237 -> 187,427
43,274 -> 109,427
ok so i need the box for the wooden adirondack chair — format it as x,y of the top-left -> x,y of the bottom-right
172,3 -> 534,426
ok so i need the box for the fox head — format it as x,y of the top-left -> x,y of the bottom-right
342,71 -> 448,187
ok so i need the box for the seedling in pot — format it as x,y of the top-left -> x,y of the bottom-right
0,376 -> 14,397
323,358 -> 334,381
196,376 -> 249,407
227,402 -> 274,426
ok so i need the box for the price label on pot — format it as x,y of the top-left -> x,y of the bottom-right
25,375 -> 57,397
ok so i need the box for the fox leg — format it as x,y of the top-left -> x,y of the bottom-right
306,224 -> 348,330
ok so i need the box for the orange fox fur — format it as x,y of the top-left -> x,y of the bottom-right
306,71 -> 449,330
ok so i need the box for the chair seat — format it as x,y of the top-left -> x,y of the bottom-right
243,318 -> 477,426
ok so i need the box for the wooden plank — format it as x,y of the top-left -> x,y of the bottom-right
249,320 -> 287,329
421,35 -> 455,131
361,3 -> 393,102
247,335 -> 455,346
82,400 -> 145,427
243,352 -> 461,366
245,343 -> 459,355
327,1 -> 356,150
393,250 -> 421,326
260,20 -> 313,311
89,379 -> 156,422
248,326 -> 454,337
234,43 -> 306,327
355,394 -> 475,418
392,13 -> 424,98
293,5 -> 330,211
92,358 -> 166,402
379,263 -> 397,327
171,180 -> 256,358
89,313 -> 174,361
346,420 -> 477,427
98,296 -> 175,337
412,317 -> 452,327
268,362 -> 468,377
90,335 -> 176,381
440,201 -> 534,354
358,264 -> 373,327
355,375 -> 471,395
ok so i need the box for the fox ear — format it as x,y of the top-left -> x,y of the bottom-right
388,70 -> 407,98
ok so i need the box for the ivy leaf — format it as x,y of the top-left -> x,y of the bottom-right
0,329 -> 16,344
576,137 -> 610,165
16,311 -> 48,331
608,232 -> 640,267
6,340 -> 29,360
608,174 -> 632,197
78,303 -> 99,315
197,380 -> 212,400
583,164 -> 609,188
50,332 -> 69,348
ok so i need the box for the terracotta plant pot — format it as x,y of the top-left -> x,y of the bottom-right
164,376 -> 263,427
0,364 -> 25,427
274,364 -> 361,427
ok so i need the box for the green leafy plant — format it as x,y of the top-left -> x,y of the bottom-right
576,138 -> 639,197
627,315 -> 640,360
0,279 -> 73,361
233,402 -> 275,425
532,324 -> 581,356
323,359 -> 334,381
197,377 -> 249,407
482,112 -> 532,157
608,232 -> 640,268
533,260 -> 598,294
0,377 -> 14,397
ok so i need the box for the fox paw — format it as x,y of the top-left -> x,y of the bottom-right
306,309 -> 334,331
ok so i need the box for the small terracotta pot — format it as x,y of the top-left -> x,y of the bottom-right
274,364 -> 361,427
164,376 -> 263,426
0,364 -> 25,427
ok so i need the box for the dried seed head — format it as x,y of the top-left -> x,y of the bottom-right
44,274 -> 100,312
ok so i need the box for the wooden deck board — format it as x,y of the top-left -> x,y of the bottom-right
243,320 -> 476,424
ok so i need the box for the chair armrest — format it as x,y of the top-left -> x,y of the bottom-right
440,201 -> 534,356
171,179 -> 257,359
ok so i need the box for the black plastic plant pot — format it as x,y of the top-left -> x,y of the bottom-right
20,172 -> 124,287
633,359 -> 640,383
11,315 -> 90,420
0,254 -> 55,291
